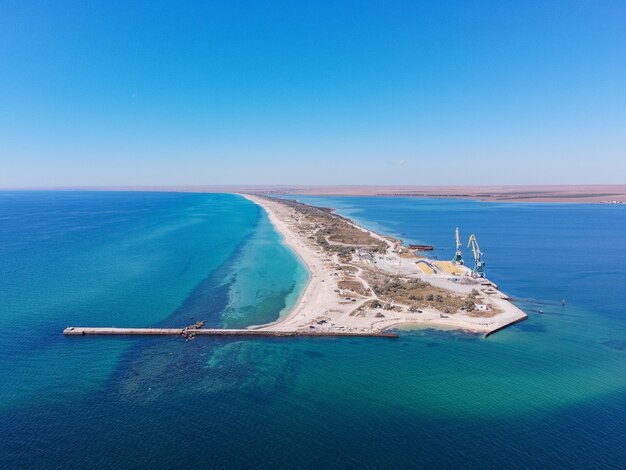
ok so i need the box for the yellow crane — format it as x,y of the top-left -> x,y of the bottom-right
467,234 -> 485,277
451,227 -> 464,264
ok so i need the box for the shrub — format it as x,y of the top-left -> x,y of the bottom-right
462,299 -> 476,311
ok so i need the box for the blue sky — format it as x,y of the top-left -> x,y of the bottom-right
1,1 -> 625,187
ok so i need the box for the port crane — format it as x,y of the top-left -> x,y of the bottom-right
467,234 -> 485,277
451,227 -> 464,265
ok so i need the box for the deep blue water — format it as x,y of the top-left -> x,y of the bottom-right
1,192 -> 625,469
287,196 -> 626,319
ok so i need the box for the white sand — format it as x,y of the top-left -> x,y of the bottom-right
242,194 -> 527,336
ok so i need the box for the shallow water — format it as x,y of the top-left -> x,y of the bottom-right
1,192 -> 625,469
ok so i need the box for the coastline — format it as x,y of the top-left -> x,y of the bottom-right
240,193 -> 336,332
241,194 -> 527,336
12,185 -> 626,204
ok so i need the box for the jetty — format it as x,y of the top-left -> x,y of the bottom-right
63,327 -> 399,338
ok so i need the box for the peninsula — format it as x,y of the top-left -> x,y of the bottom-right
64,194 -> 527,338
242,194 -> 527,336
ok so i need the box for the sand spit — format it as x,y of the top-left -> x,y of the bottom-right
242,194 -> 527,336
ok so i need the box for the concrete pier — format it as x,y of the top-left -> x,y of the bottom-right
63,327 -> 399,338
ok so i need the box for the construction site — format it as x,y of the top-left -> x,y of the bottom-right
411,227 -> 486,279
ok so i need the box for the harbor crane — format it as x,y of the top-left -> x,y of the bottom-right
451,227 -> 464,265
467,234 -> 485,277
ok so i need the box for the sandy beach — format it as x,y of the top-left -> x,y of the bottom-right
242,194 -> 527,336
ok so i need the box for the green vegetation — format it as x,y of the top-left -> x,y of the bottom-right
265,195 -> 498,319
462,299 -> 476,311
365,272 -> 465,313
266,195 -> 388,254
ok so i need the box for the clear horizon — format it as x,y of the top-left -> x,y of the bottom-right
1,1 -> 625,187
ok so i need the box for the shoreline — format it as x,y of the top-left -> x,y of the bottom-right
9,185 -> 626,204
241,194 -> 527,336
240,193 -> 315,330
240,194 -> 345,332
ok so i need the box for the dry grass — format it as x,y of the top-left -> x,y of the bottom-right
264,196 -> 388,252
264,195 -> 497,319
337,280 -> 369,296
363,270 -> 464,313
466,303 -> 501,318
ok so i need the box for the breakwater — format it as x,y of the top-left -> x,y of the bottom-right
63,327 -> 399,338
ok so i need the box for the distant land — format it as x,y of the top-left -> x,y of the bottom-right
7,185 -> 626,203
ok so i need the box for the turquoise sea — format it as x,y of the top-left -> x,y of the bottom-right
1,192 -> 625,469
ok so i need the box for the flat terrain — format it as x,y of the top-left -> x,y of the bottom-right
243,194 -> 527,335
262,184 -> 626,203
25,185 -> 626,203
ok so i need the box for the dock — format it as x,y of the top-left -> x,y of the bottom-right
63,327 -> 399,338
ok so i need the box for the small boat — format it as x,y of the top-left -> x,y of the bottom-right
537,309 -> 544,314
